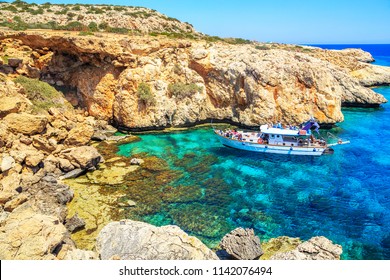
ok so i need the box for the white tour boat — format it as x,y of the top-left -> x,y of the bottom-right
214,119 -> 349,156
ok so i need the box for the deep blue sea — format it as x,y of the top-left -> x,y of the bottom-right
117,45 -> 390,260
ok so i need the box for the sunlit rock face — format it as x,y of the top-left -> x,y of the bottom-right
1,30 -> 387,130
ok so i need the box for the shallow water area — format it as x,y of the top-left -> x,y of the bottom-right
116,87 -> 390,259
64,45 -> 390,259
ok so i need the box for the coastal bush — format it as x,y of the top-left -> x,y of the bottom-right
87,6 -> 104,14
14,76 -> 72,113
88,22 -> 98,32
106,27 -> 129,34
27,7 -> 44,15
67,12 -> 77,19
63,21 -> 88,31
78,31 -> 94,36
168,82 -> 202,98
255,45 -> 270,50
72,5 -> 81,11
54,8 -> 69,15
125,10 -> 153,18
113,6 -> 126,12
224,37 -> 252,44
0,5 -> 18,12
204,35 -> 224,43
137,82 -> 155,106
98,21 -> 109,31
1,16 -> 28,30
12,0 -> 28,6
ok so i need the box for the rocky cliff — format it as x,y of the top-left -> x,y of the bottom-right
1,29 -> 388,130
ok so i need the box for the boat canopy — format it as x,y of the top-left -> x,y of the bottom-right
260,125 -> 311,136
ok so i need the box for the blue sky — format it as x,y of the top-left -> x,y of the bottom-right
16,0 -> 390,43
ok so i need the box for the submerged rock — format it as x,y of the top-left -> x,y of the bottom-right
220,227 -> 263,260
96,220 -> 219,260
86,164 -> 138,185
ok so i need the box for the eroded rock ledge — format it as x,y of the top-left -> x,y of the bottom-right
0,30 -> 387,131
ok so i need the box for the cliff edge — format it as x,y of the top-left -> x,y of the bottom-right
0,29 -> 387,130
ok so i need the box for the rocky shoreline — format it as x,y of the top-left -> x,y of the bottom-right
0,24 -> 389,259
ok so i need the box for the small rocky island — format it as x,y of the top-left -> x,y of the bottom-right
0,2 -> 389,260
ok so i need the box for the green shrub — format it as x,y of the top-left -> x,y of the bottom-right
204,35 -> 224,43
1,5 -> 18,12
14,76 -> 72,113
72,5 -> 81,11
88,22 -> 98,32
64,21 -> 87,31
28,8 -> 44,15
107,27 -> 129,34
55,8 -> 69,15
87,6 -> 104,14
3,16 -> 28,30
255,45 -> 270,50
98,21 -> 109,31
78,31 -> 94,36
113,6 -> 126,12
168,82 -> 202,98
67,12 -> 77,19
137,82 -> 155,106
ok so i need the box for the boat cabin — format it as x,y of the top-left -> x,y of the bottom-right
259,125 -> 318,147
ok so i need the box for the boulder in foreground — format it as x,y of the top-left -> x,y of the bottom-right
220,227 -> 263,260
96,220 -> 219,260
270,236 -> 342,260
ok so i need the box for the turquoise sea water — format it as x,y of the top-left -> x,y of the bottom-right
117,45 -> 390,260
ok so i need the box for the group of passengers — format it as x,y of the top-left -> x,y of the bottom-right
269,121 -> 299,130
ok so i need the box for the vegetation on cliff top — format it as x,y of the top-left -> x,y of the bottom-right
0,1 -> 194,35
0,1 -> 255,45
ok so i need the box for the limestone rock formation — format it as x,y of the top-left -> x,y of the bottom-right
96,220 -> 219,260
351,64 -> 390,86
3,112 -> 48,135
260,236 -> 302,260
64,123 -> 94,146
57,244 -> 99,260
270,236 -> 343,260
1,30 -> 387,130
0,155 -> 15,173
0,96 -> 30,118
24,175 -> 74,223
220,227 -> 263,260
59,146 -> 103,170
65,213 -> 86,233
0,203 -> 68,260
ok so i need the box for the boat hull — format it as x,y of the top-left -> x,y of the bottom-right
217,134 -> 325,156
